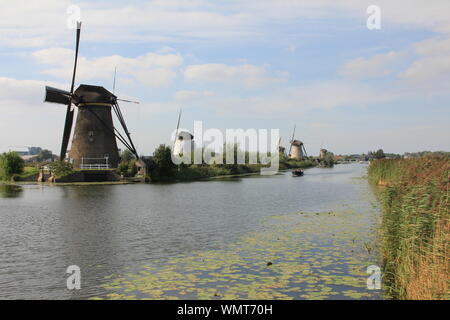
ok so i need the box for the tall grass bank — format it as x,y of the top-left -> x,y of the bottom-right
368,157 -> 449,299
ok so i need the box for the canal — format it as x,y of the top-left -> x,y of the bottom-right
0,163 -> 382,299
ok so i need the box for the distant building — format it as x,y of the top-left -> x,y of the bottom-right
28,147 -> 42,155
8,146 -> 55,162
9,146 -> 42,156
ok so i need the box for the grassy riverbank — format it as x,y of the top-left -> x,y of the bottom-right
143,145 -> 319,182
150,159 -> 316,182
368,156 -> 449,299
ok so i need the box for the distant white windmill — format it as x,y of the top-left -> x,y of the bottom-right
288,125 -> 307,160
172,108 -> 194,157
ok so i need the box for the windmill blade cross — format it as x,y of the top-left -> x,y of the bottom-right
60,21 -> 81,161
44,86 -> 72,105
112,68 -> 140,104
288,124 -> 296,156
117,98 -> 140,104
173,108 -> 182,149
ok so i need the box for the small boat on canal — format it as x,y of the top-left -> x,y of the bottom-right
292,169 -> 304,177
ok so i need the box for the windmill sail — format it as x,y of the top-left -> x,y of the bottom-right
59,21 -> 82,161
44,86 -> 72,105
173,108 -> 182,149
111,68 -> 139,104
288,125 -> 296,156
43,22 -> 141,168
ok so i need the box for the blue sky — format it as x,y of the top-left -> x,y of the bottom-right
0,0 -> 449,155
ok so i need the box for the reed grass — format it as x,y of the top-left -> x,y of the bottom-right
368,156 -> 449,300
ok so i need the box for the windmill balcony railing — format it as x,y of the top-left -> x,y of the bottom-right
80,163 -> 110,169
80,157 -> 110,170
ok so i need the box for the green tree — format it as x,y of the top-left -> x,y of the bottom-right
152,144 -> 176,178
47,161 -> 73,178
374,149 -> 386,159
222,143 -> 240,173
120,149 -> 135,162
0,152 -> 25,180
117,161 -> 129,176
321,152 -> 335,167
117,150 -> 138,177
36,149 -> 53,162
117,160 -> 138,177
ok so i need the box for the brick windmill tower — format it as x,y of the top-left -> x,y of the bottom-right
288,125 -> 308,160
43,22 -> 139,169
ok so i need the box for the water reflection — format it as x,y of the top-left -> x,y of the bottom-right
0,164 -> 381,299
0,185 -> 23,198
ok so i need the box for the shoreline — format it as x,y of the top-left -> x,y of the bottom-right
1,165 -> 318,186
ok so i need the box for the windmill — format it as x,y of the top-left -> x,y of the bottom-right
320,149 -> 328,159
172,108 -> 194,157
277,137 -> 286,156
43,22 -> 139,169
288,125 -> 307,160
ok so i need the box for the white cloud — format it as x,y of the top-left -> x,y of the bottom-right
32,48 -> 183,87
3,1 -> 450,48
399,37 -> 450,91
174,80 -> 397,119
175,90 -> 214,101
0,77 -> 70,152
413,37 -> 450,56
0,0 -> 256,47
401,55 -> 450,85
2,1 -> 450,154
309,122 -> 334,129
0,77 -> 63,112
338,35 -> 450,95
339,51 -> 404,78
184,63 -> 288,88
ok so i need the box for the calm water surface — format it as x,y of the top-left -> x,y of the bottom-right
0,163 -> 382,299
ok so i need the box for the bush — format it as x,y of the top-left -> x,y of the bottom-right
117,161 -> 128,175
321,152 -> 335,167
151,144 -> 176,178
48,161 -> 74,178
36,149 -> 53,162
120,149 -> 135,162
280,159 -> 315,170
369,149 -> 386,160
117,160 -> 138,177
0,152 -> 24,181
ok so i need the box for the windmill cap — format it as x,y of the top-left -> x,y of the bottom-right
74,84 -> 117,105
177,131 -> 194,139
291,140 -> 303,146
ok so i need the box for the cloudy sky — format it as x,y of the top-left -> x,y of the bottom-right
0,0 -> 449,155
